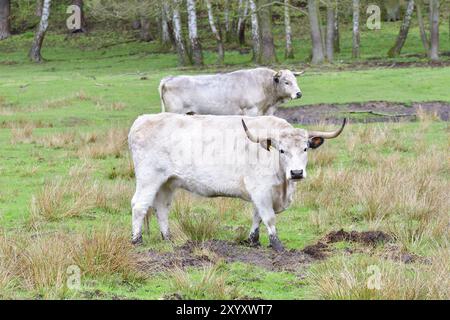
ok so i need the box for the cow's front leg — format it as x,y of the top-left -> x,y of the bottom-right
253,197 -> 284,252
247,209 -> 262,247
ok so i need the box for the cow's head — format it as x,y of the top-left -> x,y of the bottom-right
242,119 -> 346,181
273,70 -> 304,100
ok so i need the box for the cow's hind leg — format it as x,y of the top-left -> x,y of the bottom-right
131,178 -> 166,244
153,183 -> 175,241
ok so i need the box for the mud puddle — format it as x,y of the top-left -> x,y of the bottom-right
137,229 -> 395,275
275,101 -> 450,124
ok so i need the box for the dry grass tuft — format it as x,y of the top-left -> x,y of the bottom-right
172,194 -> 221,242
10,122 -> 36,144
307,249 -> 449,300
77,128 -> 128,159
170,264 -> 241,300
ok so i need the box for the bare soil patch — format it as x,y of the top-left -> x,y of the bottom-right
276,101 -> 450,124
137,230 -> 394,275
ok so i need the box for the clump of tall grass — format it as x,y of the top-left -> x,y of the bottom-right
307,249 -> 449,300
77,128 -> 128,159
169,264 -> 241,300
0,226 -> 142,299
172,195 -> 221,242
29,164 -> 134,225
10,122 -> 35,144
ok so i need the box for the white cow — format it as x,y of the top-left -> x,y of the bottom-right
128,113 -> 346,251
159,68 -> 303,116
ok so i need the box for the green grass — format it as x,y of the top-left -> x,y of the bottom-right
0,24 -> 449,299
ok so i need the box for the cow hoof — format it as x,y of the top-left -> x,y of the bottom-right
269,235 -> 284,252
131,235 -> 143,245
241,238 -> 261,247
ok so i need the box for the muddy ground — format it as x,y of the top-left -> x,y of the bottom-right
275,101 -> 450,125
136,230 -> 411,276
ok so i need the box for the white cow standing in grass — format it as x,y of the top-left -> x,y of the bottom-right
158,68 -> 303,116
128,113 -> 346,251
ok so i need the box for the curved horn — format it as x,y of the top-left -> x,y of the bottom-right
242,119 -> 261,143
292,71 -> 305,77
308,118 -> 347,139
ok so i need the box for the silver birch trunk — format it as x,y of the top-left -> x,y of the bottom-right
205,0 -> 224,64
29,0 -> 51,62
429,0 -> 439,61
352,0 -> 360,59
238,0 -> 248,45
249,0 -> 260,61
0,0 -> 11,40
326,2 -> 335,62
224,0 -> 230,41
172,0 -> 189,65
333,0 -> 340,53
308,0 -> 324,64
187,0 -> 203,66
161,2 -> 171,45
388,0 -> 415,57
416,0 -> 430,53
284,0 -> 294,59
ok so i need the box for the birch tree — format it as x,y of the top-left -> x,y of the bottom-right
352,0 -> 360,59
284,0 -> 294,59
333,1 -> 340,53
416,0 -> 430,53
429,0 -> 439,61
0,0 -> 11,40
187,0 -> 203,66
388,0 -> 415,57
237,0 -> 248,46
224,0 -> 230,41
257,0 -> 276,65
326,1 -> 336,62
308,0 -> 324,64
205,0 -> 224,64
29,0 -> 51,62
249,0 -> 260,61
161,2 -> 171,45
172,0 -> 189,65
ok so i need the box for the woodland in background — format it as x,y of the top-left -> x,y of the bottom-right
0,0 -> 448,64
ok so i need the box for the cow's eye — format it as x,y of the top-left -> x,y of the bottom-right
304,148 -> 308,152
280,149 -> 285,154
285,82 -> 290,85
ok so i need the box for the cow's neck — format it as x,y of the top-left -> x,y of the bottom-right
272,172 -> 296,213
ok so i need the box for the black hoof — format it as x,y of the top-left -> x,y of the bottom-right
242,229 -> 260,247
131,235 -> 143,245
269,234 -> 284,252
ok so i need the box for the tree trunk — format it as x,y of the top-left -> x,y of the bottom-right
308,0 -> 324,64
140,17 -> 153,42
352,0 -> 360,59
257,0 -> 277,65
416,0 -> 430,53
187,0 -> 203,66
161,2 -> 171,45
0,0 -> 11,40
29,0 -> 51,62
388,0 -> 415,57
224,0 -> 231,42
238,0 -> 248,46
284,0 -> 294,59
205,0 -> 224,64
71,0 -> 87,33
333,1 -> 340,53
429,0 -> 439,61
326,2 -> 335,62
35,0 -> 43,16
172,0 -> 189,66
249,0 -> 260,62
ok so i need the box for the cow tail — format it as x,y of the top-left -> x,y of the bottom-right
158,80 -> 166,113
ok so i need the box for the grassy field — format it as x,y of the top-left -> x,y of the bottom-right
0,22 -> 449,299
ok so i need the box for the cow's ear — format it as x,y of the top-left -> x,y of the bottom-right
273,72 -> 281,83
308,137 -> 324,149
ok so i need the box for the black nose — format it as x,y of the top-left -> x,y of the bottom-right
296,92 -> 302,98
290,170 -> 303,179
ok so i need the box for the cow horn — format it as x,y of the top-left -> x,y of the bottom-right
241,119 -> 261,143
308,118 -> 347,139
292,71 -> 305,77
